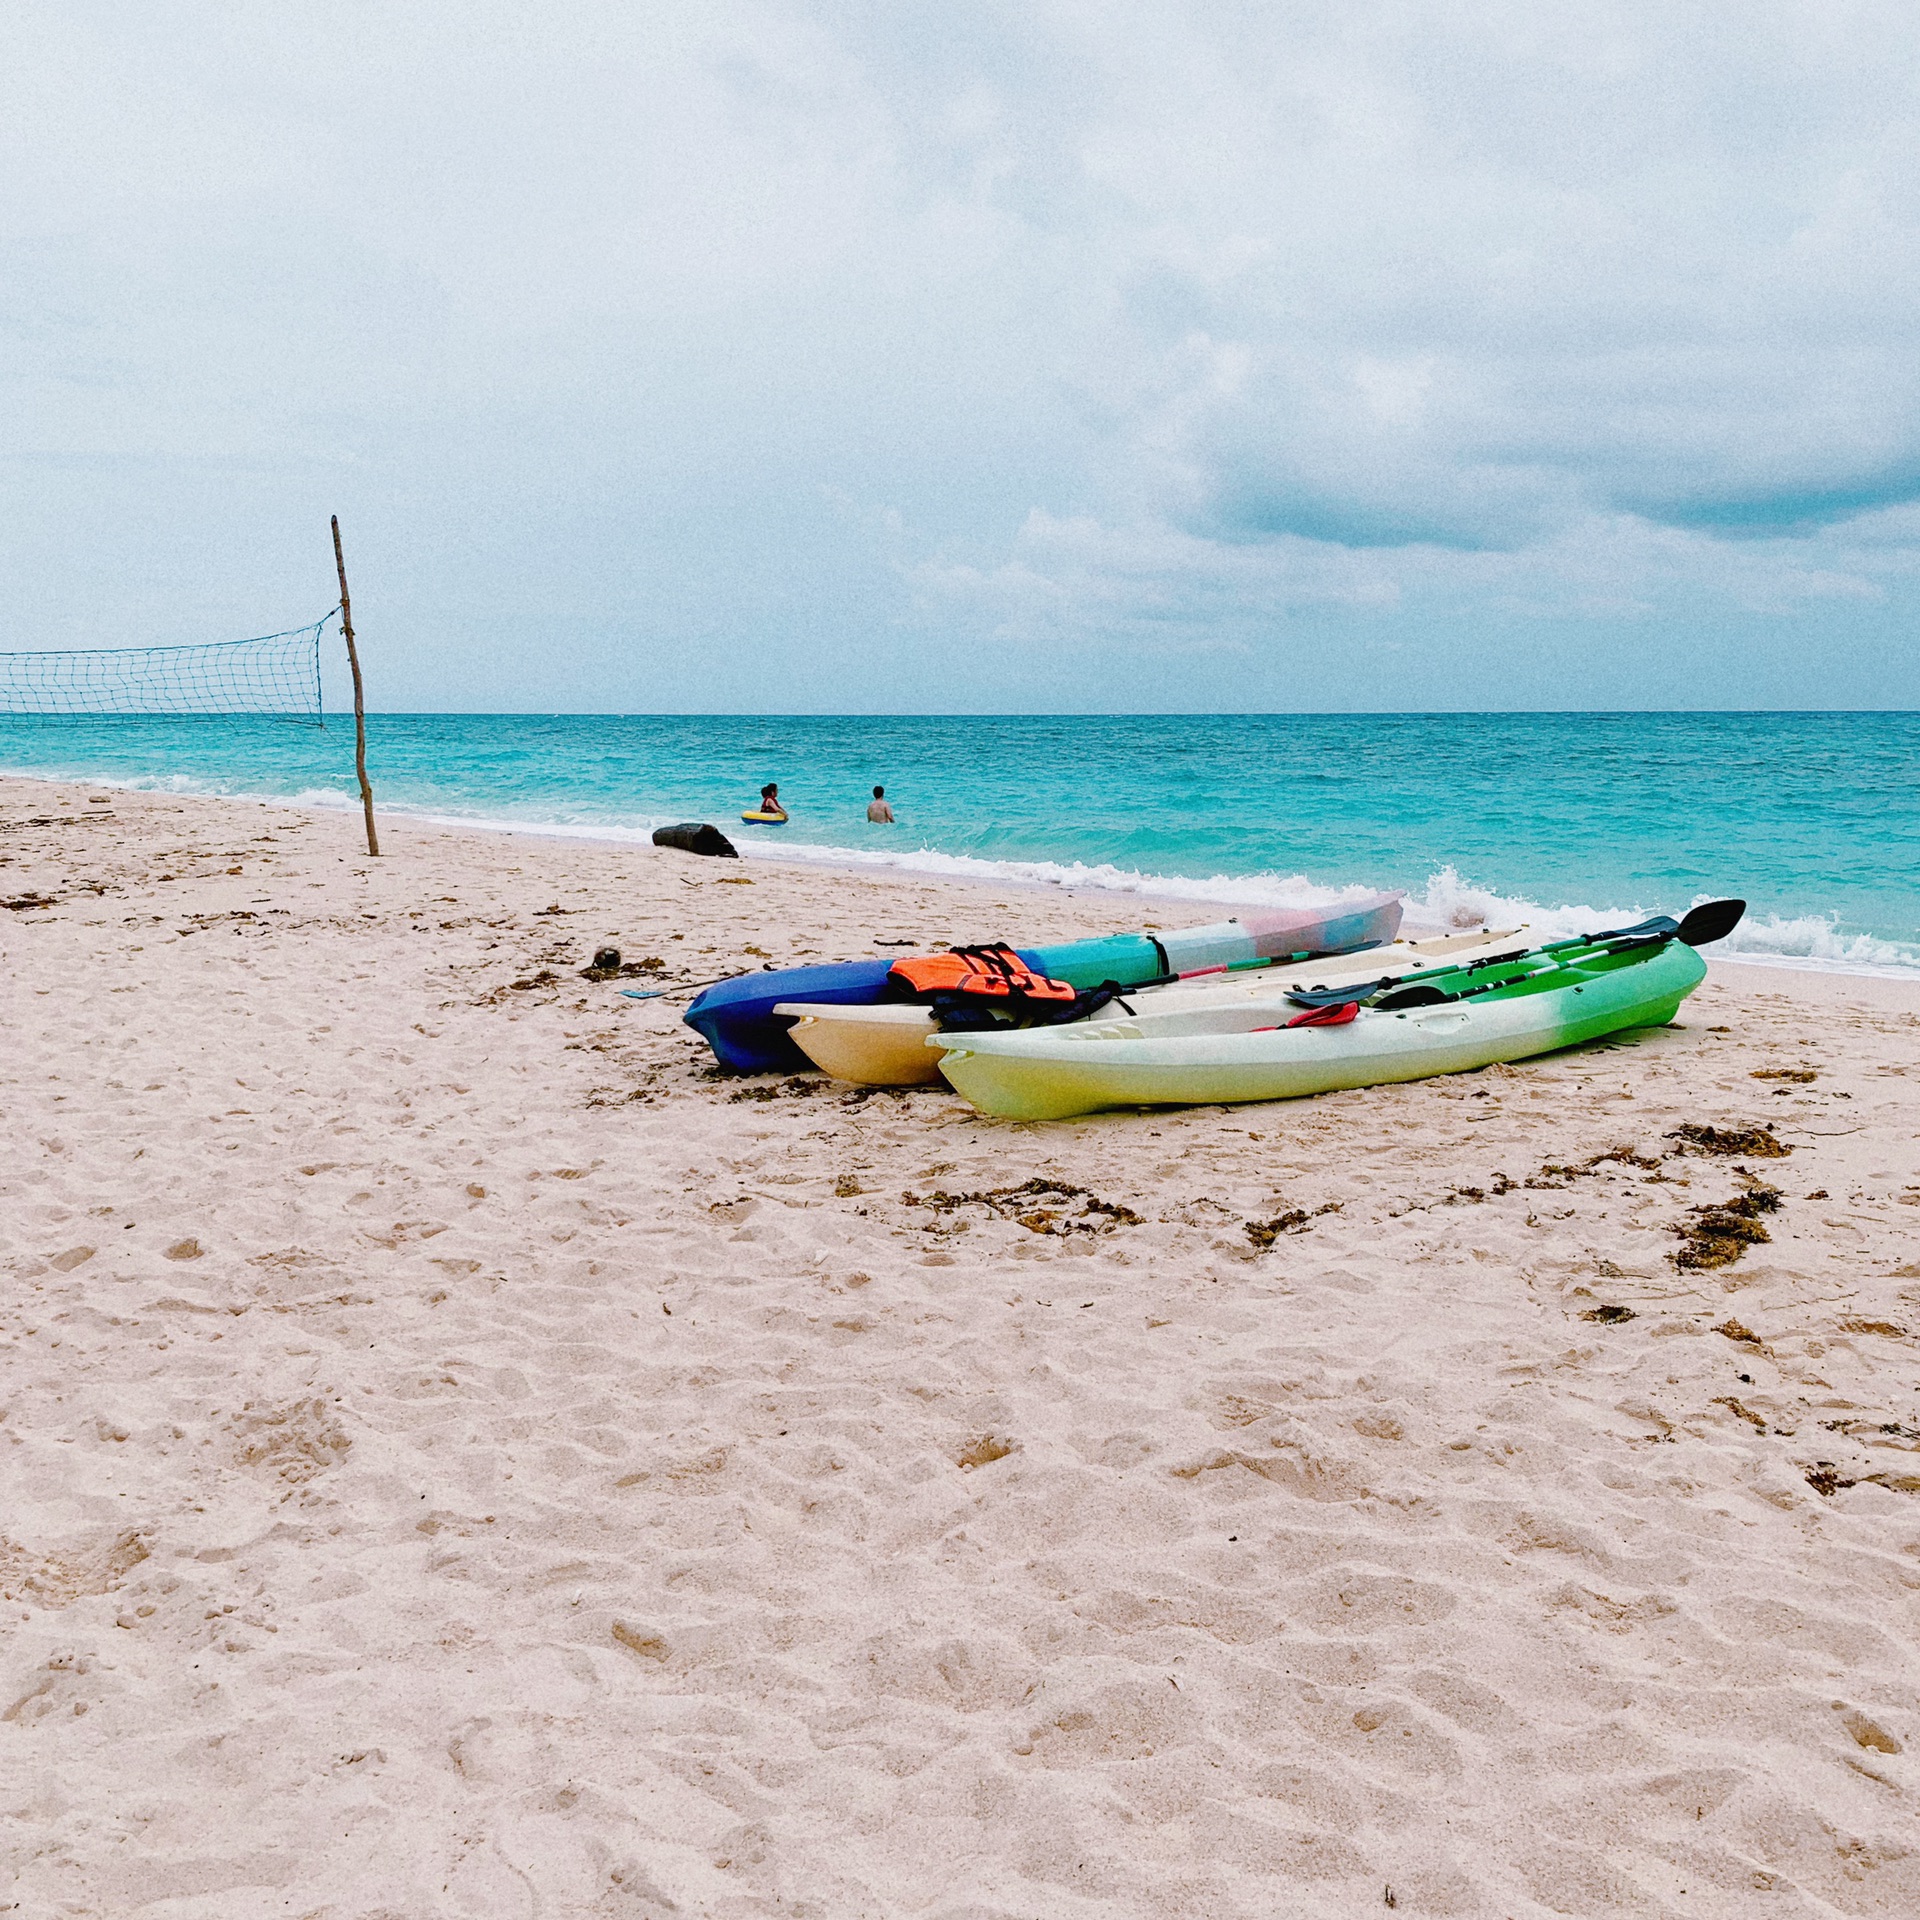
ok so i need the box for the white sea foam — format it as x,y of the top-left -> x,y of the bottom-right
1404,866 -> 1920,975
1711,916 -> 1920,978
732,831 -> 1393,911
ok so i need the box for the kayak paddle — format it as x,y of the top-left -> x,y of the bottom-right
1288,901 -> 1745,1014
1676,898 -> 1746,947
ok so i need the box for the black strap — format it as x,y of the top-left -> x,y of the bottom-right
933,979 -> 1131,1032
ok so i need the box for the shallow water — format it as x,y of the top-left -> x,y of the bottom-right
3,710 -> 1915,973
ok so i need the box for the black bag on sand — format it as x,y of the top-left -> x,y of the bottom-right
652,822 -> 739,859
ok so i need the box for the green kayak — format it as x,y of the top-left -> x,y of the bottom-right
931,907 -> 1738,1121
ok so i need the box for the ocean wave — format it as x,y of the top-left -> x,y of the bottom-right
1405,866 -> 1920,976
733,845 -> 1920,974
1712,916 -> 1920,977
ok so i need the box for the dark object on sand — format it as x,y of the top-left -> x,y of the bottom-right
653,822 -> 739,859
582,948 -> 667,982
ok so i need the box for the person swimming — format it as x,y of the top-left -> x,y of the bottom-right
756,782 -> 788,820
866,785 -> 894,824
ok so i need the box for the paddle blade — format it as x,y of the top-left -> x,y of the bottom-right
1373,983 -> 1450,1010
1285,1000 -> 1360,1028
1287,976 -> 1394,1009
1677,898 -> 1746,947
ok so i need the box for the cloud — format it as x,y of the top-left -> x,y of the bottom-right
1020,4 -> 1920,545
3,1 -> 1919,705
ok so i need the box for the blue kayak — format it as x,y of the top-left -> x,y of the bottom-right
684,896 -> 1402,1074
684,935 -> 1158,1074
686,959 -> 900,1074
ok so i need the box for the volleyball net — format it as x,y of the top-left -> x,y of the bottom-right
0,614 -> 333,725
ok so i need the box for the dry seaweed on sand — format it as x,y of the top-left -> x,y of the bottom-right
728,1075 -> 828,1104
1668,1122 -> 1793,1158
1820,1414 -> 1920,1441
1525,1146 -> 1659,1189
1581,1304 -> 1636,1324
901,1176 -> 1143,1236
1442,1176 -> 1517,1203
1674,1183 -> 1782,1270
1244,1201 -> 1341,1249
1245,1210 -> 1309,1248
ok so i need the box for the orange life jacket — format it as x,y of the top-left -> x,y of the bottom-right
886,943 -> 1077,1005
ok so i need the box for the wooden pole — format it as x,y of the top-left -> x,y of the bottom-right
330,514 -> 380,858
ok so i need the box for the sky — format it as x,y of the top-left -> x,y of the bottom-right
6,0 -> 1920,711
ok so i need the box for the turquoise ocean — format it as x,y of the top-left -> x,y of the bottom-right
2,711 -> 1915,975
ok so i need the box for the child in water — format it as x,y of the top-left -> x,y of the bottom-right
756,783 -> 787,820
867,785 -> 894,823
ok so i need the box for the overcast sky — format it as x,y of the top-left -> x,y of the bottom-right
7,1 -> 1920,709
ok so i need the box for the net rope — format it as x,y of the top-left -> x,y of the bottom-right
0,612 -> 333,725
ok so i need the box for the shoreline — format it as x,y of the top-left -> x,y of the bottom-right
14,765 -> 1918,985
7,771 -> 1920,1914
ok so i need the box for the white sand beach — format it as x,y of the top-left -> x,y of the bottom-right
4,774 -> 1920,1918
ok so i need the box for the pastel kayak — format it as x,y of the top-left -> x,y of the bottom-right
775,927 -> 1520,1086
931,917 -> 1725,1120
683,893 -> 1404,1074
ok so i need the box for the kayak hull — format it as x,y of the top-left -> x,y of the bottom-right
1155,895 -> 1406,973
774,928 -> 1519,1086
934,942 -> 1706,1120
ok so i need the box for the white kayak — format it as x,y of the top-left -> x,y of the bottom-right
774,928 -> 1525,1086
930,936 -> 1708,1120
